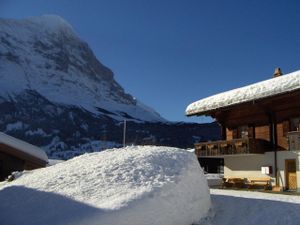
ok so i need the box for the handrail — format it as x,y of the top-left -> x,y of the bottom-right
195,138 -> 251,156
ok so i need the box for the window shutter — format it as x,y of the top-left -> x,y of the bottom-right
233,128 -> 238,139
282,121 -> 290,137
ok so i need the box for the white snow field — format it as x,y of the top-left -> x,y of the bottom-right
198,189 -> 300,225
0,146 -> 211,225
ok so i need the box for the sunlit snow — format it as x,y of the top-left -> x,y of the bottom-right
0,146 -> 210,225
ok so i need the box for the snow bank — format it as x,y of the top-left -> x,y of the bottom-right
186,69 -> 300,115
0,146 -> 210,225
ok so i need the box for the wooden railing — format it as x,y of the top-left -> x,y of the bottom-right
195,138 -> 272,157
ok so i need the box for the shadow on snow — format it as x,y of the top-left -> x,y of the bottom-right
0,186 -> 104,225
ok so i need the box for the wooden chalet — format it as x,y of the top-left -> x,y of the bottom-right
0,132 -> 48,181
186,68 -> 300,191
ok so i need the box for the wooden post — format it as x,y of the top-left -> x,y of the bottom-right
247,125 -> 255,139
268,112 -> 279,186
220,123 -> 227,140
246,138 -> 250,153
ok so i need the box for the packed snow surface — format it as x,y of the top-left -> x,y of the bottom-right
0,132 -> 48,162
198,189 -> 300,225
186,69 -> 300,115
0,146 -> 210,225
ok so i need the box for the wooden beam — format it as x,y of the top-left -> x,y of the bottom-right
268,112 -> 279,186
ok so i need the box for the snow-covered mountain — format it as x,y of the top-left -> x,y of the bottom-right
0,15 -> 220,159
0,15 -> 164,122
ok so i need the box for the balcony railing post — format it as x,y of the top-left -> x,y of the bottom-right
233,140 -> 236,154
247,138 -> 250,153
194,137 -> 260,157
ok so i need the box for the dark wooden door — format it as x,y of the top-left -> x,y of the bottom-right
285,159 -> 297,190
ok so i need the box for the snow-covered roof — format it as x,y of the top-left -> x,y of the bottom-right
0,132 -> 48,162
186,69 -> 300,116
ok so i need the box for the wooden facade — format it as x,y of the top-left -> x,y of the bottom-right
187,70 -> 300,189
194,89 -> 300,158
0,141 -> 48,181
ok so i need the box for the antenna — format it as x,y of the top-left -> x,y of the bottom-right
123,119 -> 126,147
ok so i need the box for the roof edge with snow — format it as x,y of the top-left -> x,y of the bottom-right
0,132 -> 48,162
186,70 -> 300,116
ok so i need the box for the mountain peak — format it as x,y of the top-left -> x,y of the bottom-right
0,15 -> 166,123
0,15 -> 76,40
25,15 -> 74,33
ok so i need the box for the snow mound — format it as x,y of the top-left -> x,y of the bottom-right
0,146 -> 210,225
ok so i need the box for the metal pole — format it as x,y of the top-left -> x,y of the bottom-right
123,119 -> 126,147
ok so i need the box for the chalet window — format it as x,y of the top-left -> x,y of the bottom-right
247,126 -> 255,138
290,118 -> 300,131
237,125 -> 248,138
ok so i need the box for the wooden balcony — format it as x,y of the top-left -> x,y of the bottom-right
195,138 -> 272,157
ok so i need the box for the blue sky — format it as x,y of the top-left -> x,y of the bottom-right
1,0 -> 300,123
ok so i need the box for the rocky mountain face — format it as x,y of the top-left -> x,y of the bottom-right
0,15 -> 220,159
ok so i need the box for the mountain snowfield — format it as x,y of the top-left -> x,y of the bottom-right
0,15 -> 221,158
0,15 -> 165,123
0,146 -> 211,225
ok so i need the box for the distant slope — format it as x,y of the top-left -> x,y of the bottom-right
0,89 -> 220,159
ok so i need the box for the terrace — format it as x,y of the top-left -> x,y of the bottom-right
194,138 -> 272,157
